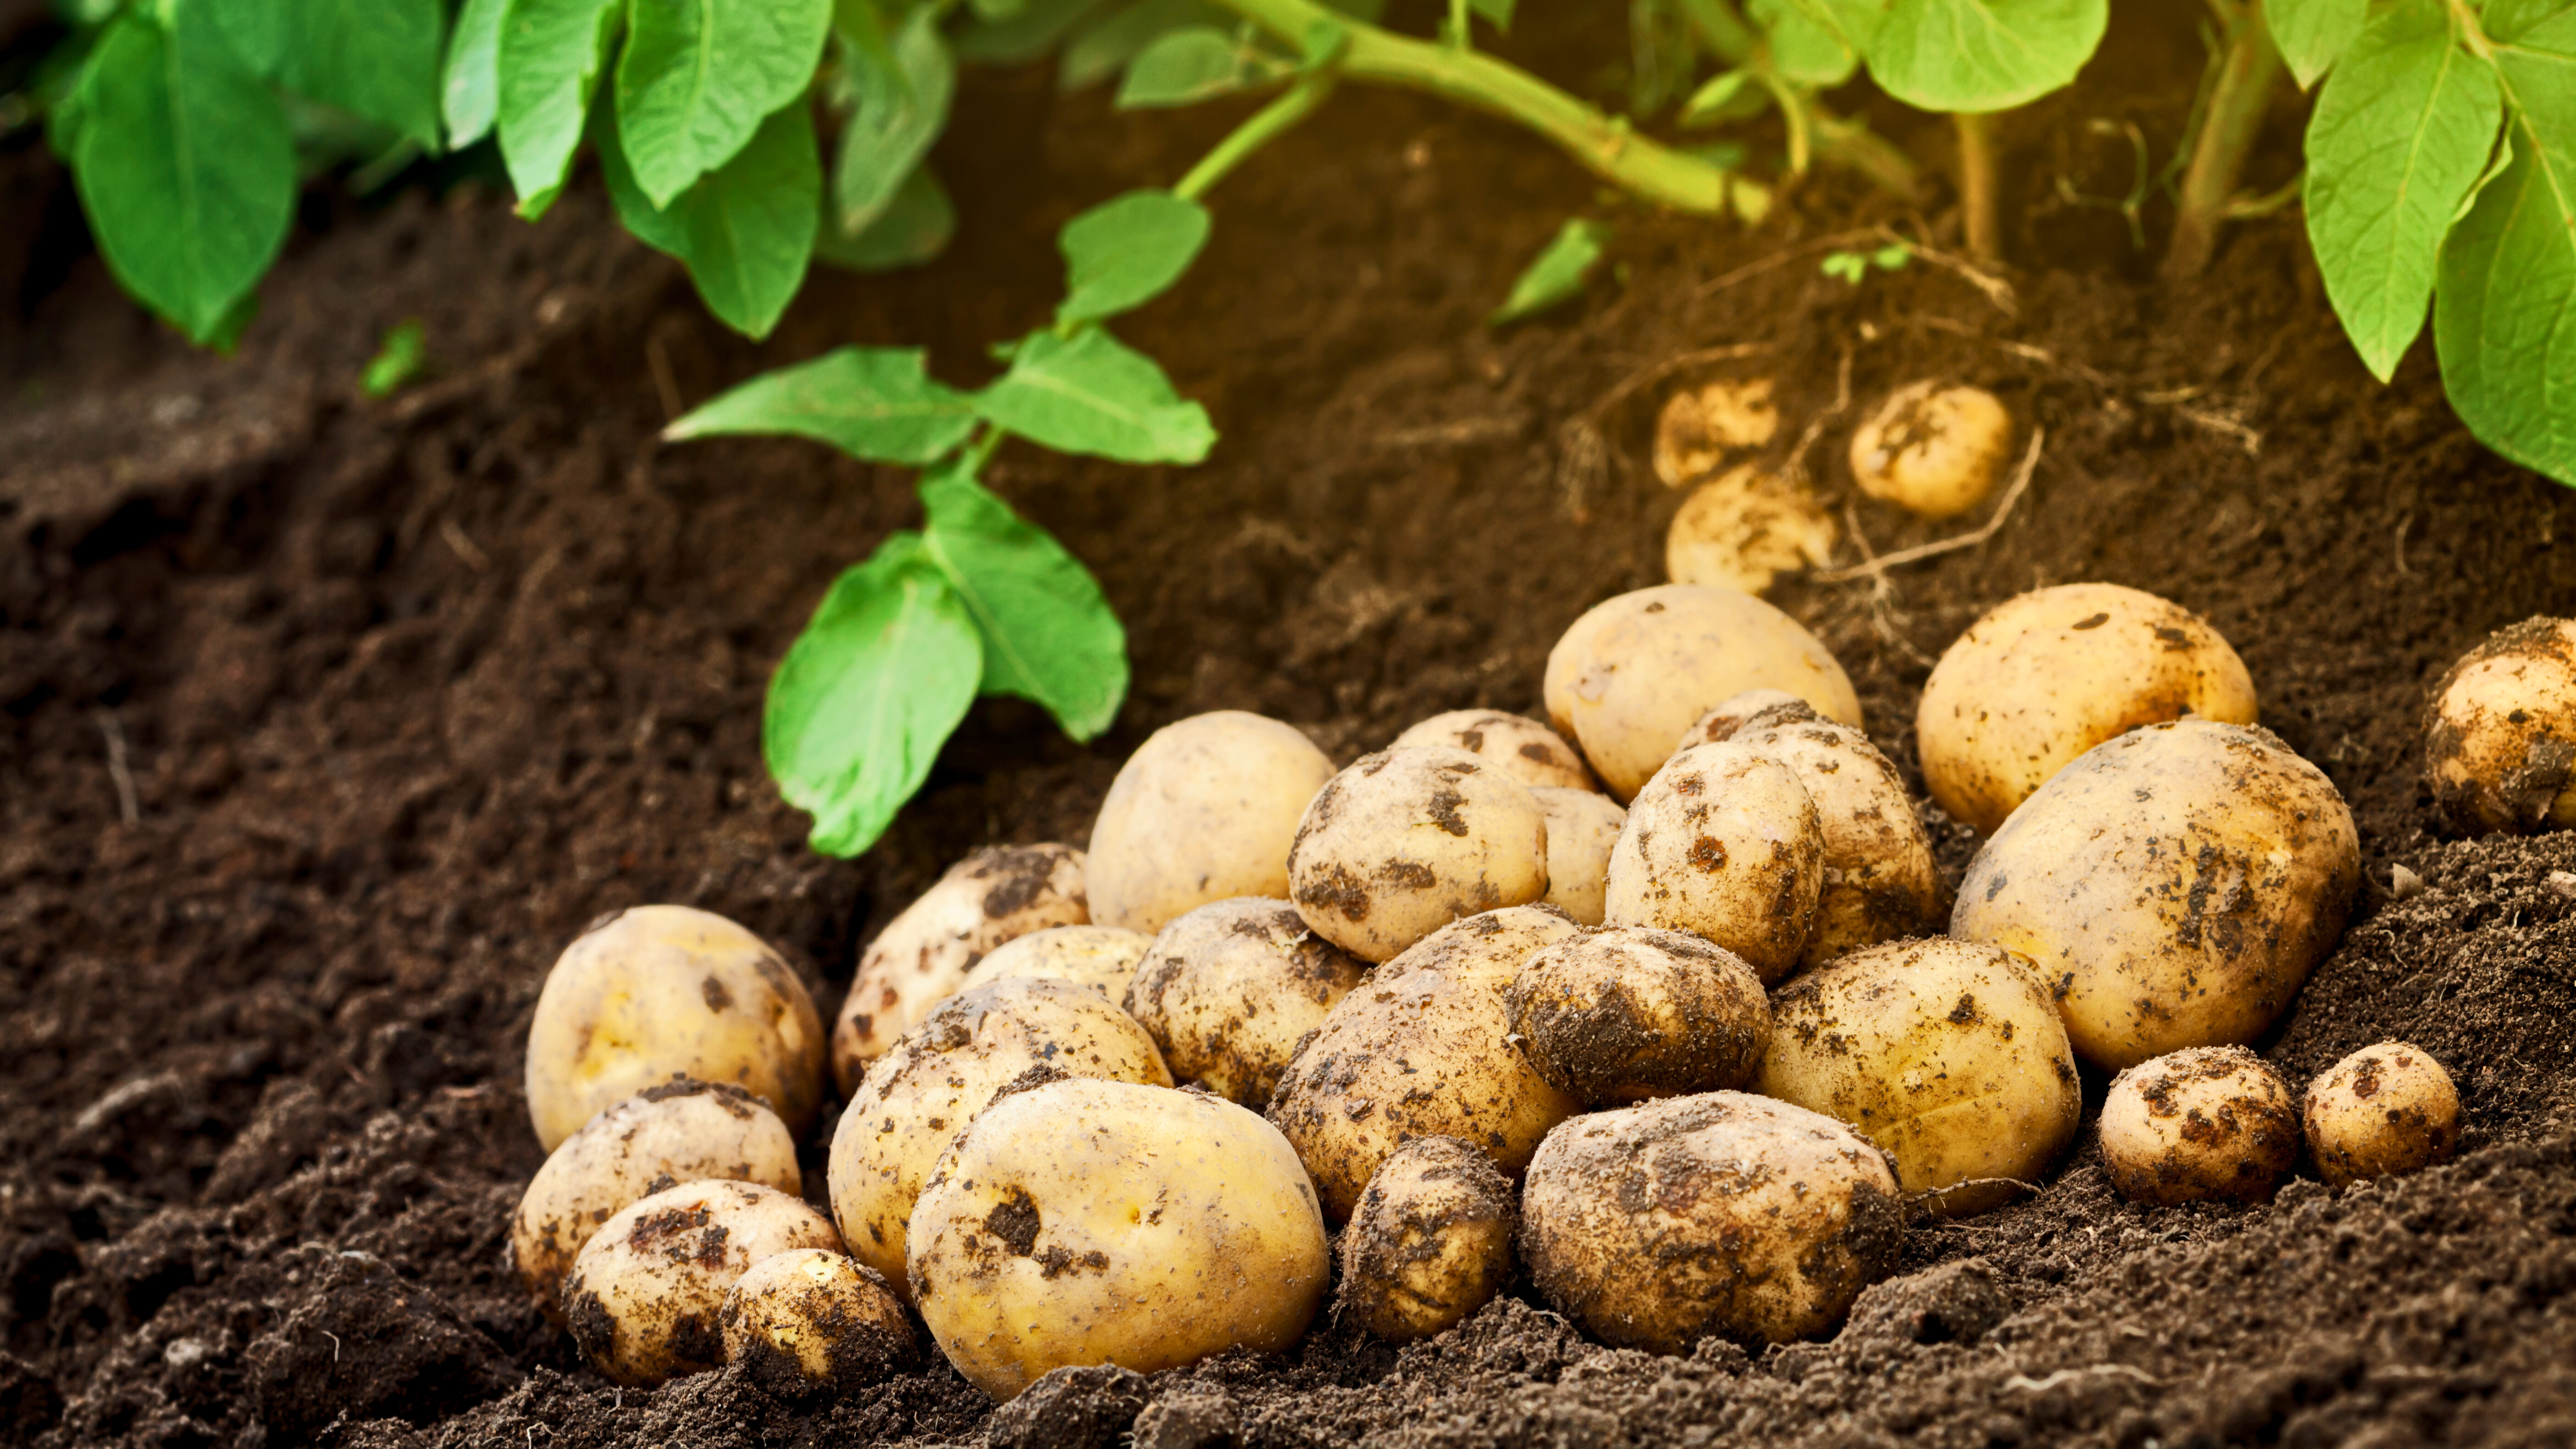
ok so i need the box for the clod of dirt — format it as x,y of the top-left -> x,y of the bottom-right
1131,1386 -> 1242,1449
983,1363 -> 1150,1449
1837,1257 -> 2011,1350
242,1247 -> 510,1442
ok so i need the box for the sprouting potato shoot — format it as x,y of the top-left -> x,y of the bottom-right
525,905 -> 827,1152
1088,712 -> 1338,935
2423,617 -> 2576,835
1602,742 -> 1824,984
954,924 -> 1152,1003
1122,898 -> 1369,1108
562,1179 -> 843,1387
1848,381 -> 2014,520
2099,1046 -> 2300,1206
1505,926 -> 1770,1105
1530,786 -> 1625,926
718,1249 -> 915,1394
1653,378 -> 1779,487
2303,1041 -> 2463,1188
1338,1136 -> 1516,1344
1664,465 -> 1838,596
1287,747 -> 1550,963
1390,709 -> 1598,792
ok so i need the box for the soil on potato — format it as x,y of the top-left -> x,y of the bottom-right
6,3 -> 2576,1446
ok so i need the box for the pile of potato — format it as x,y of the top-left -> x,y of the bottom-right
507,581 -> 2564,1402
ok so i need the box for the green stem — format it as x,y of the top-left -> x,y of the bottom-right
2163,1 -> 2282,282
1812,104 -> 1924,201
1175,75 -> 1338,199
1676,0 -> 1757,64
1754,72 -> 1811,177
1448,0 -> 1470,46
1955,111 -> 2003,266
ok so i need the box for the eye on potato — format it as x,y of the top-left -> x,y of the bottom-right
2099,1046 -> 2299,1206
562,1179 -> 844,1387
718,1249 -> 915,1395
1521,1092 -> 1902,1352
2303,1041 -> 2462,1188
1530,786 -> 1625,926
526,905 -> 827,1152
1122,898 -> 1369,1108
1505,926 -> 1769,1105
1848,381 -> 2013,520
954,925 -> 1152,1003
1389,709 -> 1596,792
1916,582 -> 2258,834
1951,719 -> 2359,1069
1664,465 -> 1838,596
1757,939 -> 2080,1215
1653,378 -> 1779,487
1545,585 -> 1861,802
2423,617 -> 2576,835
1601,742 -> 1823,984
1088,712 -> 1338,935
907,1078 -> 1329,1401
1337,1136 -> 1516,1344
1288,747 -> 1551,963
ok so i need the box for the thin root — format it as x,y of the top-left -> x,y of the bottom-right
1557,343 -> 1772,519
2005,1364 -> 2160,1392
1813,428 -> 2046,585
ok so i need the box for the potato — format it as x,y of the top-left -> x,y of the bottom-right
2423,617 -> 2576,835
526,905 -> 826,1152
1122,898 -> 1368,1108
512,1080 -> 801,1321
1675,688 -> 1808,748
1269,906 -> 1583,1221
1287,747 -> 1551,963
1505,926 -> 1769,1105
1653,378 -> 1779,487
2303,1041 -> 2462,1188
1388,709 -> 1596,792
1521,1092 -> 1903,1351
907,1078 -> 1329,1400
1531,786 -> 1625,926
1916,582 -> 2258,834
1601,743 -> 1824,984
2099,1046 -> 2299,1205
1757,939 -> 2080,1215
562,1179 -> 843,1386
827,978 -> 1171,1301
831,843 -> 1089,1092
718,1249 -> 914,1394
1088,712 -> 1337,935
1664,465 -> 1838,596
1848,381 -> 2014,520
955,925 -> 1151,1003
1545,585 -> 1861,802
1952,719 -> 2359,1069
1337,1136 -> 1516,1344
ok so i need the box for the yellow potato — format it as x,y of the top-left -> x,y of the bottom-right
1601,742 -> 1824,984
562,1179 -> 843,1386
2099,1046 -> 2299,1205
1505,926 -> 1770,1105
718,1249 -> 914,1394
954,925 -> 1151,1003
1758,939 -> 2080,1215
1337,1136 -> 1516,1344
525,905 -> 826,1152
1952,719 -> 2359,1069
1389,709 -> 1597,791
1088,712 -> 1337,934
1848,381 -> 2013,520
1288,747 -> 1550,963
1663,465 -> 1838,596
1122,898 -> 1369,1108
1653,378 -> 1779,487
907,1078 -> 1329,1400
2423,617 -> 2576,834
1916,582 -> 2258,834
2303,1041 -> 2462,1188
1530,786 -> 1625,926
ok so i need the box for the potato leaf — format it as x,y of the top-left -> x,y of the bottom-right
362,319 -> 429,398
815,163 -> 956,272
443,0 -> 511,146
210,0 -> 447,150
495,0 -> 622,216
952,0 -> 1117,64
616,0 -> 833,207
921,462 -> 1129,740
1470,0 -> 1515,31
598,98 -> 820,339
1056,190 -> 1212,324
975,328 -> 1216,464
1060,0 -> 1228,92
833,6 -> 955,238
665,346 -> 978,460
2484,0 -> 2576,44
2266,0 -> 2366,90
1490,217 -> 1611,326
1116,26 -> 1289,108
1749,0 -> 1855,85
1865,0 -> 2106,113
1774,0 -> 1889,50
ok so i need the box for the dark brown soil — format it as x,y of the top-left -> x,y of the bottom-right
6,3 -> 2576,1446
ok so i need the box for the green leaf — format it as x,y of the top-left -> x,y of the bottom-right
212,0 -> 446,149
951,0 -> 1115,64
921,462 -> 1129,739
1750,0 -> 1855,85
2485,0 -> 2575,44
1489,217 -> 1611,325
362,319 -> 429,397
2435,116 -> 2576,484
1678,68 -> 1761,126
833,6 -> 954,237
495,0 -> 622,215
765,533 -> 982,858
616,0 -> 833,207
1056,189 -> 1212,324
975,328 -> 1216,464
815,162 -> 955,271
599,96 -> 820,339
1060,0 -> 1228,92
1115,25 -> 1288,107
1469,0 -> 1515,30
665,346 -> 977,460
1865,0 -> 2106,112
2304,0 -> 2503,382
69,7 -> 294,345
444,0 -> 511,145
1776,0 -> 1888,50
2267,0 -> 2366,89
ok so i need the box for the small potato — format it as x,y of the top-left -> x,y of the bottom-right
1601,743 -> 1824,984
1521,1092 -> 1903,1351
1122,899 -> 1369,1108
2100,1046 -> 2299,1206
1389,709 -> 1596,792
1675,688 -> 1808,749
827,979 -> 1171,1301
512,1080 -> 801,1321
1288,747 -> 1551,963
1545,585 -> 1861,802
1506,926 -> 1769,1105
2424,618 -> 2576,834
1916,582 -> 2258,834
908,1078 -> 1329,1401
1848,381 -> 2014,520
1269,906 -> 1583,1221
1664,465 -> 1838,596
1531,786 -> 1625,926
1088,712 -> 1338,935
1653,378 -> 1780,487
1758,939 -> 2080,1215
2303,1042 -> 2462,1188
526,906 -> 826,1152
955,925 -> 1151,1003
718,1249 -> 914,1394
1338,1137 -> 1516,1344
563,1179 -> 843,1386
831,843 -> 1089,1091
1952,719 -> 2359,1069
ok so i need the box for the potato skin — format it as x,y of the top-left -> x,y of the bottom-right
1654,378 -> 1778,487
2423,617 -> 2576,835
1848,381 -> 2012,520
1122,898 -> 1368,1108
1088,712 -> 1337,935
1288,747 -> 1551,963
718,1250 -> 915,1395
1505,926 -> 1769,1105
1601,742 -> 1824,984
1951,719 -> 2359,1069
1715,704 -> 1942,967
2303,1041 -> 2462,1188
907,1079 -> 1329,1401
2099,1046 -> 2299,1205
1338,1137 -> 1516,1344
1917,583 -> 2258,834
1664,465 -> 1838,596
1544,586 -> 1862,802
562,1180 -> 844,1387
1268,906 -> 1583,1222
955,925 -> 1151,1002
1758,939 -> 2080,1216
1521,1092 -> 1903,1351
526,906 -> 826,1152
1530,787 -> 1625,927
1389,709 -> 1597,792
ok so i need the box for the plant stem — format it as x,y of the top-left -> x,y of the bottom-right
1812,104 -> 1924,201
1176,76 -> 1338,199
1955,111 -> 2003,266
1448,0 -> 1470,46
2163,1 -> 2282,282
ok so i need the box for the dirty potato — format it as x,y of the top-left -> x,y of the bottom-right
718,1249 -> 915,1395
562,1179 -> 844,1386
955,925 -> 1152,1003
1674,688 -> 1809,749
2424,618 -> 2576,835
1287,747 -> 1551,963
1653,378 -> 1779,487
1952,719 -> 2359,1069
1664,465 -> 1838,596
1848,381 -> 2014,520
1122,899 -> 1369,1108
1338,1136 -> 1517,1344
1088,712 -> 1338,935
907,1078 -> 1330,1401
1601,743 -> 1824,984
1390,709 -> 1597,792
2303,1042 -> 2463,1188
1505,926 -> 1769,1105
2100,1046 -> 2300,1205
1531,786 -> 1625,926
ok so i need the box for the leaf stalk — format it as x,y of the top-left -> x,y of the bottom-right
2163,0 -> 2282,281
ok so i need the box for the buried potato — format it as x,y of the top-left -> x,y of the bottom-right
718,1249 -> 915,1395
1531,786 -> 1625,926
1848,381 -> 2014,520
2423,617 -> 2576,835
1088,711 -> 1338,935
1505,926 -> 1769,1105
562,1179 -> 843,1386
1338,1136 -> 1517,1344
1664,465 -> 1838,596
1122,898 -> 1369,1108
2304,1042 -> 2463,1188
954,924 -> 1152,1002
1389,709 -> 1597,791
2099,1046 -> 2300,1206
1653,377 -> 1779,486
1288,747 -> 1551,962
1601,742 -> 1824,984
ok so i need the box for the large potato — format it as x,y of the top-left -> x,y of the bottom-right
1531,786 -> 1625,926
1543,586 -> 1862,802
955,925 -> 1151,1003
831,844 -> 1089,1091
2099,1046 -> 2299,1205
1269,906 -> 1583,1221
1288,747 -> 1550,963
2303,1041 -> 2462,1188
1337,1136 -> 1516,1344
562,1180 -> 843,1386
718,1249 -> 915,1394
907,1078 -> 1329,1400
1757,939 -> 2080,1215
1602,743 -> 1824,984
1122,898 -> 1369,1108
526,906 -> 826,1152
1505,926 -> 1770,1105
1088,712 -> 1337,935
2423,617 -> 2576,834
1389,709 -> 1596,792
1848,381 -> 2013,520
827,979 -> 1171,1301
1916,583 -> 2258,834
1952,719 -> 2359,1069
1521,1092 -> 1902,1351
